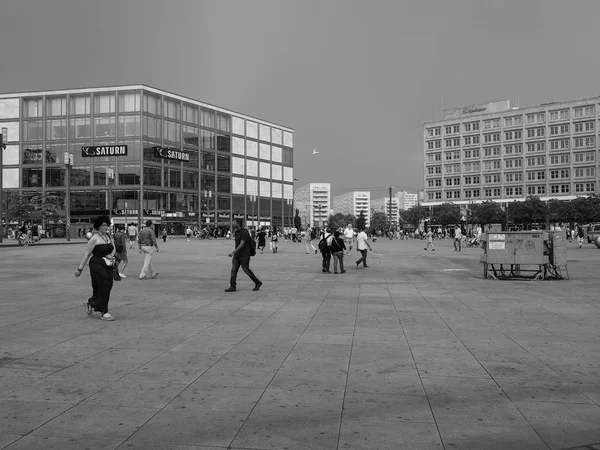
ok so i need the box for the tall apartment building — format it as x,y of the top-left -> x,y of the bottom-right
332,191 -> 370,226
396,191 -> 418,210
0,85 -> 294,237
423,98 -> 599,206
371,197 -> 399,224
294,183 -> 330,228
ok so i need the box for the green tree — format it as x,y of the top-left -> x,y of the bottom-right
355,210 -> 367,230
293,208 -> 302,230
369,211 -> 388,233
430,203 -> 461,228
28,192 -> 65,224
508,196 -> 547,227
327,213 -> 354,230
400,206 -> 428,229
547,199 -> 570,225
469,201 -> 505,227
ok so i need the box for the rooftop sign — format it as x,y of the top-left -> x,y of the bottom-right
442,100 -> 511,120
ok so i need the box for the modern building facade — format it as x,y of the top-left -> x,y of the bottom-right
371,197 -> 399,224
332,191 -> 370,226
294,183 -> 330,228
0,85 -> 294,236
423,98 -> 599,206
396,191 -> 418,210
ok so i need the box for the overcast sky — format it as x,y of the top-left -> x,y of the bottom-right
2,0 -> 600,199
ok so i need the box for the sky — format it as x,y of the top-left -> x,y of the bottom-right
2,0 -> 600,200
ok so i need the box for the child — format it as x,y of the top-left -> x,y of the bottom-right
271,227 -> 279,253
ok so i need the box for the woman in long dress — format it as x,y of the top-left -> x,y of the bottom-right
75,215 -> 117,321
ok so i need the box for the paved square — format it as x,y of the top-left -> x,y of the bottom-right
1,236 -> 599,449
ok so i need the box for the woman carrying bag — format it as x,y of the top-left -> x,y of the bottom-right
330,230 -> 346,274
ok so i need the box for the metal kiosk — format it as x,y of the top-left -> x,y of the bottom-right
480,231 -> 569,280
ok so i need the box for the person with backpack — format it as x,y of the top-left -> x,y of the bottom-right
330,230 -> 346,273
305,226 -> 317,254
319,228 -> 333,273
113,225 -> 128,279
225,218 -> 262,292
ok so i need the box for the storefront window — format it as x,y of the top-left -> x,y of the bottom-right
118,165 -> 141,185
201,151 -> 215,171
22,168 -> 43,187
118,115 -> 141,137
46,119 -> 67,140
164,168 -> 181,188
71,166 -> 91,186
182,170 -> 198,189
143,165 -> 162,186
201,174 -> 215,193
45,167 -> 65,187
69,118 -> 91,139
217,154 -> 230,172
217,134 -> 231,152
217,175 -> 231,193
94,117 -> 116,138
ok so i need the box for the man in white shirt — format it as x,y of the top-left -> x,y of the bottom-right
343,224 -> 355,256
355,227 -> 373,268
454,226 -> 462,252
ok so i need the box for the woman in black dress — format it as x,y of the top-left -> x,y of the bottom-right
74,215 -> 117,321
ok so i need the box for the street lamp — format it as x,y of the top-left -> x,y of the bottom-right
0,127 -> 7,243
250,195 -> 256,229
107,167 -> 115,216
64,151 -> 73,241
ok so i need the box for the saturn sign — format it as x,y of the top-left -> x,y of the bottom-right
81,145 -> 128,157
153,146 -> 191,162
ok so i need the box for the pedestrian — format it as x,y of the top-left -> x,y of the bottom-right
75,215 -> 117,321
355,227 -> 373,268
305,226 -> 317,254
186,226 -> 192,241
138,219 -> 159,280
424,229 -> 435,251
127,222 -> 138,249
291,226 -> 298,242
271,227 -> 279,253
319,228 -> 333,273
577,225 -> 584,248
225,219 -> 262,292
257,227 -> 267,254
343,224 -> 355,256
113,224 -> 128,279
161,227 -> 167,244
454,226 -> 462,252
330,230 -> 346,274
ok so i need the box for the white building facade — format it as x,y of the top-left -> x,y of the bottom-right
332,191 -> 371,226
294,182 -> 330,228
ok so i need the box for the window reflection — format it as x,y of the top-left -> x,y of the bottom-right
201,108 -> 215,128
200,129 -> 215,149
70,95 -> 91,115
217,134 -> 231,152
46,168 -> 65,187
217,175 -> 231,193
217,154 -> 230,172
22,121 -> 43,141
118,92 -> 141,112
23,168 -> 43,187
46,97 -> 67,116
216,112 -> 230,132
201,151 -> 215,171
71,166 -> 91,186
144,166 -> 162,186
23,98 -> 43,118
46,119 -> 67,140
183,103 -> 199,124
182,170 -> 198,189
94,93 -> 116,114
143,116 -> 162,139
164,98 -> 180,120
183,125 -> 198,147
94,117 -> 116,138
143,93 -> 161,115
118,165 -> 140,185
143,142 -> 162,162
69,118 -> 91,139
22,145 -> 44,165
118,116 -> 140,137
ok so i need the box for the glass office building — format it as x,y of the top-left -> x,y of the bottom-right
0,85 -> 295,235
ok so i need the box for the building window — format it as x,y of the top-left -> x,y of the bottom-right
46,119 -> 67,140
143,93 -> 161,115
46,97 -> 67,116
94,93 -> 116,114
23,98 -> 43,118
118,115 -> 141,137
94,117 -> 116,138
164,98 -> 181,120
118,92 -> 141,112
69,95 -> 91,115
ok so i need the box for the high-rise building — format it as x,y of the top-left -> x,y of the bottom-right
332,191 -> 370,226
396,191 -> 418,210
423,98 -> 599,206
294,183 -> 330,228
371,197 -> 399,224
0,85 -> 294,237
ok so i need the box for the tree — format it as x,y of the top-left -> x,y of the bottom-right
400,206 -> 428,229
508,196 -> 547,227
547,199 -> 570,225
469,201 -> 505,227
355,210 -> 367,231
327,213 -> 355,230
28,193 -> 64,224
294,208 -> 302,230
430,203 -> 461,229
369,211 -> 388,233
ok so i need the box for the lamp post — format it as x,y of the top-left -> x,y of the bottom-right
64,152 -> 73,241
250,195 -> 256,229
107,167 -> 115,217
0,128 -> 6,243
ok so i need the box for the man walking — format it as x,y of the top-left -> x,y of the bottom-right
424,228 -> 435,251
305,226 -> 317,254
355,227 -> 373,268
128,222 -> 138,249
343,224 -> 355,256
454,226 -> 462,252
138,220 -> 159,280
225,219 -> 262,292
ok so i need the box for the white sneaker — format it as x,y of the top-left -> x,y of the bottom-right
101,313 -> 116,321
119,273 -> 126,278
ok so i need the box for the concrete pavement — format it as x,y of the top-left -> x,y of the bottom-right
0,236 -> 599,449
